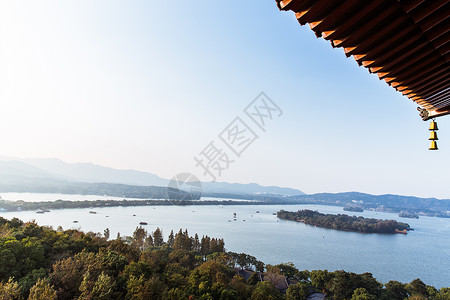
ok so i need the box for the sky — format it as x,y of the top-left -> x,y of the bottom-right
1,1 -> 449,199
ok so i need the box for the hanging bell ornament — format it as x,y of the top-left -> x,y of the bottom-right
429,120 -> 438,131
429,131 -> 438,140
429,140 -> 438,150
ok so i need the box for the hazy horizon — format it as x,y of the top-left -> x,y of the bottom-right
1,1 -> 450,198
1,154 -> 449,200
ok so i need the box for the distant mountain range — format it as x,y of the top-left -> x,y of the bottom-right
1,156 -> 448,217
288,192 -> 450,216
0,156 -> 304,196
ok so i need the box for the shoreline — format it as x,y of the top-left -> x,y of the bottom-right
1,195 -> 449,218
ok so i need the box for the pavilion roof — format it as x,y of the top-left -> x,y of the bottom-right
277,0 -> 450,120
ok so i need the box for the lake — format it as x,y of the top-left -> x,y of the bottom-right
1,199 -> 449,288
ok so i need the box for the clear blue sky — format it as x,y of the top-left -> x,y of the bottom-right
1,0 -> 449,198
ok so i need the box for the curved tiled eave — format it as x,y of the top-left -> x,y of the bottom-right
277,0 -> 450,120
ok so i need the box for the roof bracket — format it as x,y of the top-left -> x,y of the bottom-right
418,107 -> 430,120
418,106 -> 450,121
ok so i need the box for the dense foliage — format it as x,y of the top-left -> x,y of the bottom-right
0,216 -> 448,299
277,210 -> 411,234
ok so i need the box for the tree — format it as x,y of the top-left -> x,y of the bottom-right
50,251 -> 104,300
9,218 -> 23,228
0,278 -> 21,300
28,278 -> 58,300
167,230 -> 175,248
426,285 -> 439,299
103,228 -> 110,240
250,281 -> 282,300
310,270 -> 331,292
407,279 -> 429,298
327,271 -> 381,300
201,236 -> 211,257
247,272 -> 260,285
384,281 -> 408,300
193,234 -> 200,253
286,282 -> 310,300
144,235 -> 154,249
132,227 -> 147,250
351,288 -> 377,300
265,265 -> 287,291
126,275 -> 166,299
163,287 -> 189,299
188,260 -> 233,297
254,260 -> 265,273
91,272 -> 114,299
210,238 -> 218,253
437,287 -> 450,300
219,288 -> 238,300
173,230 -> 184,251
153,228 -> 164,247
18,268 -> 47,294
0,236 -> 45,282
276,263 -> 300,281
0,245 -> 18,280
357,288 -> 381,299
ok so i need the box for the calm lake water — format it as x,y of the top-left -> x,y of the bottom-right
1,197 -> 449,288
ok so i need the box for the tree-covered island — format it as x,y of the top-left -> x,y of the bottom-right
277,210 -> 411,234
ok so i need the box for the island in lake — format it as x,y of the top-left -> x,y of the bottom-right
399,211 -> 419,219
277,209 -> 411,234
343,206 -> 364,212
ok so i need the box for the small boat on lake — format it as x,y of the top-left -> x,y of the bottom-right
36,210 -> 45,214
139,222 -> 148,225
73,220 -> 79,223
89,211 -> 97,214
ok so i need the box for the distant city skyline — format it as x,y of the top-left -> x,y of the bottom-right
1,1 -> 450,198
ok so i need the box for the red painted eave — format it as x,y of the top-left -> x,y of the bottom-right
277,0 -> 450,119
